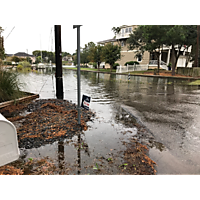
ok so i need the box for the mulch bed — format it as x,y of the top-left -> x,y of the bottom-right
0,99 -> 95,149
143,71 -> 198,78
0,165 -> 24,175
118,138 -> 157,175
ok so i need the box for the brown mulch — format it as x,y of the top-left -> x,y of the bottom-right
0,158 -> 65,175
118,138 -> 157,175
143,71 -> 195,78
0,165 -> 24,175
0,99 -> 94,149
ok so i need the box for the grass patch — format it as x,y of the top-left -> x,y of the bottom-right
66,67 -> 116,73
188,80 -> 200,85
0,69 -> 25,103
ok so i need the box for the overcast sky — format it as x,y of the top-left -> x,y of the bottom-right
1,24 -> 121,55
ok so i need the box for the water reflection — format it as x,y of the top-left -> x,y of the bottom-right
58,141 -> 64,173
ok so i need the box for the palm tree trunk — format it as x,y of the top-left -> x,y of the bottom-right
157,52 -> 160,75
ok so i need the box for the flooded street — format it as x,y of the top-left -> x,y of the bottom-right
18,69 -> 200,174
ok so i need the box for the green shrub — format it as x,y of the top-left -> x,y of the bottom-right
93,63 -> 97,68
4,61 -> 12,65
19,61 -> 31,68
0,69 -> 23,102
17,64 -> 23,70
81,65 -> 89,68
125,61 -> 139,66
113,63 -> 120,69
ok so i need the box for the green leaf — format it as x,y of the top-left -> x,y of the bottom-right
28,157 -> 33,161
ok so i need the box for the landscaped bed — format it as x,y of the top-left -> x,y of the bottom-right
1,99 -> 94,149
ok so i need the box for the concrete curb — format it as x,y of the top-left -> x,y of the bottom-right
65,68 -> 200,80
0,92 -> 39,109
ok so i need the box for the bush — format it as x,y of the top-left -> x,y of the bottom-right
81,65 -> 89,68
0,69 -> 23,102
125,61 -> 139,66
113,63 -> 120,69
17,64 -> 23,70
4,61 -> 12,65
93,63 -> 97,68
19,61 -> 31,68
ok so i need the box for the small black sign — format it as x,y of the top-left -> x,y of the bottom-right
81,95 -> 91,110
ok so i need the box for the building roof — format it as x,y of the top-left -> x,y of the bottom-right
6,54 -> 14,57
14,52 -> 35,57
97,38 -> 117,44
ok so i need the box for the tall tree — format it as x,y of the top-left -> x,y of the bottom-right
127,25 -> 197,75
112,27 -> 121,45
74,42 -> 96,65
128,25 -> 168,74
165,25 -> 196,72
88,45 -> 104,71
102,43 -> 121,72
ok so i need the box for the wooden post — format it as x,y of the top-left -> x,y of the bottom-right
55,25 -> 63,99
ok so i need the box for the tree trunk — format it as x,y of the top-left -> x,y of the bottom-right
185,52 -> 191,68
110,64 -> 112,72
98,61 -> 100,71
171,44 -> 176,76
157,52 -> 160,75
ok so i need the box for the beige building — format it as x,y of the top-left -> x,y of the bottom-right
97,25 -> 192,68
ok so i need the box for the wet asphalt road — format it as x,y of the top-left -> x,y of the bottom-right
18,69 -> 200,174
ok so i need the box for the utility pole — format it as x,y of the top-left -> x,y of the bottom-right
73,25 -> 82,125
55,25 -> 63,99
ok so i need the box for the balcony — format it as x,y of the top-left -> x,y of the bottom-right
115,32 -> 131,40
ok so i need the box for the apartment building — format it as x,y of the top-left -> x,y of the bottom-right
97,25 -> 192,68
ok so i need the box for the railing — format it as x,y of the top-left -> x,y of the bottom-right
149,60 -> 167,65
116,32 -> 131,39
149,60 -> 168,70
116,60 -> 169,73
116,64 -> 149,73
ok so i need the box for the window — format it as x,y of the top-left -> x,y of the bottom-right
129,27 -> 132,33
126,28 -> 128,33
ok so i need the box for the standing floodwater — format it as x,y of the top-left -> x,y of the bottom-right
17,69 -> 200,174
